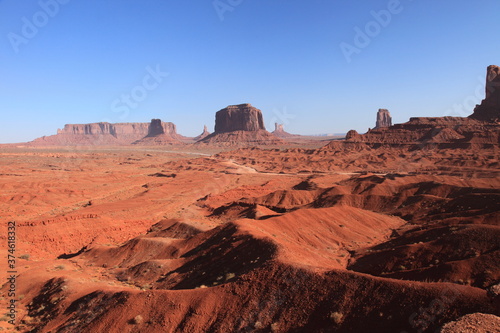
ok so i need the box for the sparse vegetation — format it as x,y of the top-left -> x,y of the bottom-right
132,315 -> 143,324
330,312 -> 344,324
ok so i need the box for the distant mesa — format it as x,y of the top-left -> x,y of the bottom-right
375,109 -> 392,129
272,123 -> 295,138
194,125 -> 211,141
30,119 -> 184,146
199,104 -> 285,146
214,103 -> 265,133
470,65 -> 500,122
32,122 -> 151,146
132,119 -> 184,145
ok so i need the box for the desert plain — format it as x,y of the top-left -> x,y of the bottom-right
0,70 -> 499,332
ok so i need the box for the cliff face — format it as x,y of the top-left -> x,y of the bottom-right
375,109 -> 392,129
199,104 -> 284,146
57,122 -> 150,136
133,119 -> 184,145
32,120 -> 181,146
470,65 -> 500,122
214,104 -> 266,133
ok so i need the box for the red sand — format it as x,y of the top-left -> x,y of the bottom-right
0,141 -> 498,332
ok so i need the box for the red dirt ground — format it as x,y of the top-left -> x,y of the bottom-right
0,140 -> 498,332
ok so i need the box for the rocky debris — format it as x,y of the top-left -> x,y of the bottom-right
272,123 -> 296,138
214,104 -> 265,133
148,172 -> 177,178
194,125 -> 211,141
440,313 -> 500,333
470,65 -> 500,122
199,104 -> 285,146
375,109 -> 392,128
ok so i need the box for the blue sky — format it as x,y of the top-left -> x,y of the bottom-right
0,0 -> 499,143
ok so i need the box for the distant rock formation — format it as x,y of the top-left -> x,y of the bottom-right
214,104 -> 265,133
30,120 -> 183,146
194,125 -> 211,141
340,67 -> 500,149
470,65 -> 500,122
272,123 -> 295,138
199,104 -> 284,146
375,109 -> 392,129
146,119 -> 165,137
344,117 -> 499,148
133,119 -> 184,145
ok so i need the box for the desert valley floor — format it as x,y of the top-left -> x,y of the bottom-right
0,141 -> 498,332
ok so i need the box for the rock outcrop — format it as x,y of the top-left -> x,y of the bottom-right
272,123 -> 295,138
30,120 -> 183,146
133,119 -> 184,145
470,65 -> 500,122
344,117 -> 499,148
375,109 -> 392,129
341,67 -> 500,149
199,104 -> 284,146
214,104 -> 265,133
194,125 -> 211,141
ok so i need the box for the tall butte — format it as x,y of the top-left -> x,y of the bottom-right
470,65 -> 500,122
375,109 -> 392,128
198,104 -> 284,146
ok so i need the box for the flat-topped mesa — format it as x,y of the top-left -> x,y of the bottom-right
470,65 -> 500,122
375,109 -> 392,129
32,120 -> 183,146
199,104 -> 285,146
214,104 -> 265,133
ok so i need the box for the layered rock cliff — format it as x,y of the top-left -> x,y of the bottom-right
31,120 -> 182,146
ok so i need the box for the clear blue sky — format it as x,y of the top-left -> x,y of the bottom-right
0,0 -> 499,143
